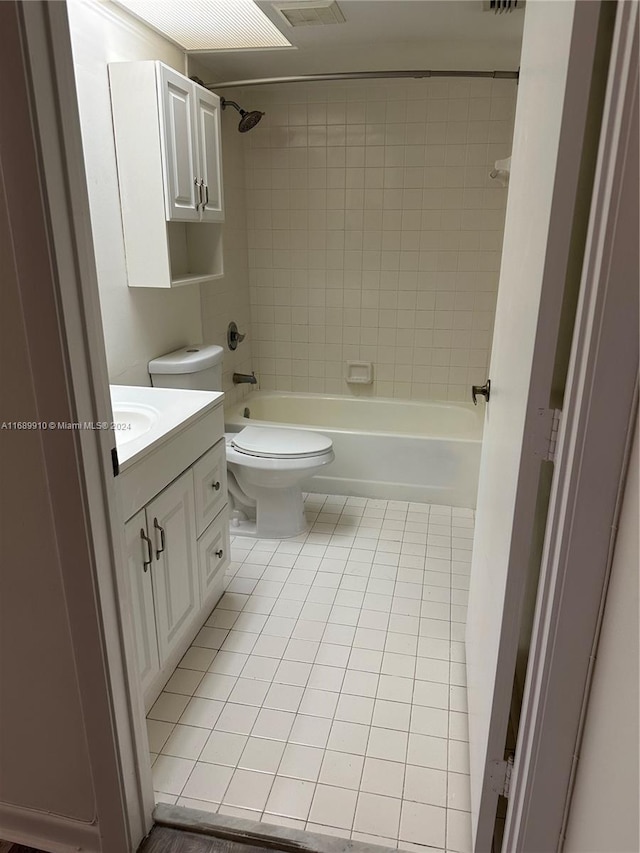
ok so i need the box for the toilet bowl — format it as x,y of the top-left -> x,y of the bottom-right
147,345 -> 334,539
225,426 -> 334,538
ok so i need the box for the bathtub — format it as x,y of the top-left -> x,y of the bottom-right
225,391 -> 484,508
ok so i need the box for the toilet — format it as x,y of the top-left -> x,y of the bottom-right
148,345 -> 334,538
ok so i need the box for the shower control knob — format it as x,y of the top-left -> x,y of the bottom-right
472,380 -> 491,406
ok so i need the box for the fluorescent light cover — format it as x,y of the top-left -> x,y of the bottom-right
114,0 -> 292,51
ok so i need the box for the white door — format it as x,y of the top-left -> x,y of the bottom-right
158,64 -> 199,221
194,86 -> 224,222
465,2 -> 604,849
124,511 -> 159,699
147,470 -> 199,665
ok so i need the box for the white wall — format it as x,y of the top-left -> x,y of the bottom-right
67,0 -> 202,385
563,415 -> 639,853
190,59 -> 255,408
228,77 -> 515,400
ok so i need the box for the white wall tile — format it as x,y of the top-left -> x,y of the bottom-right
233,79 -> 516,401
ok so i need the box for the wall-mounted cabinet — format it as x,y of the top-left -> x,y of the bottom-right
109,61 -> 224,288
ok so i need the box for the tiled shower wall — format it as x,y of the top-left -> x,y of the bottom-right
234,77 -> 516,402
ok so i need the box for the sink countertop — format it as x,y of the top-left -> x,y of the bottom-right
110,384 -> 224,471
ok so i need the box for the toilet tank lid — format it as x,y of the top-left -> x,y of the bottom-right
148,344 -> 223,375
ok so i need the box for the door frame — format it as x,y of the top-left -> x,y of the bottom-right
503,3 -> 639,850
8,1 -> 637,851
5,1 -> 154,848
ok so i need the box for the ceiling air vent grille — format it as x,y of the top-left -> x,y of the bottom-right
482,0 -> 524,12
272,1 -> 346,27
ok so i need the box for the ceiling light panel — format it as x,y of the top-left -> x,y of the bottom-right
113,0 -> 292,51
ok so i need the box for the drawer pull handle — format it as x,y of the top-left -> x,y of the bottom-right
153,517 -> 165,559
140,529 -> 153,572
215,549 -> 224,559
212,481 -> 221,491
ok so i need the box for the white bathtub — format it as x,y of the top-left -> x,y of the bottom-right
225,391 -> 483,508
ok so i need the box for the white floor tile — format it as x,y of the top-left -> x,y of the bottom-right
150,492 -> 475,847
152,755 -> 194,795
252,708 -> 296,741
288,714 -> 332,748
146,719 -> 174,754
199,730 -> 247,766
214,702 -> 259,735
367,727 -> 408,763
266,776 -> 315,820
404,764 -> 447,807
327,720 -> 370,755
360,757 -> 405,798
399,800 -> 446,848
148,692 -> 190,723
447,771 -> 472,812
238,737 -> 285,774
178,697 -> 224,729
222,768 -> 274,811
309,784 -> 358,830
447,807 -> 473,853
318,750 -> 364,790
353,791 -> 401,839
161,724 -> 209,761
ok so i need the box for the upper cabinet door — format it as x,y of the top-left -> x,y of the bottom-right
158,65 -> 199,221
194,88 -> 224,222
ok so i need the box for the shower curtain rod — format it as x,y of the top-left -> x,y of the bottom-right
205,69 -> 519,90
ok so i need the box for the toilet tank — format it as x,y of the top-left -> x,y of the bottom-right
148,344 -> 224,391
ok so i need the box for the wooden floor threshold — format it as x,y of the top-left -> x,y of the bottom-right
148,804 -> 399,853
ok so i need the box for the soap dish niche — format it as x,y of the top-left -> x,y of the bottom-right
345,361 -> 373,385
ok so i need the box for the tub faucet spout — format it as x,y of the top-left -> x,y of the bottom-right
233,371 -> 257,385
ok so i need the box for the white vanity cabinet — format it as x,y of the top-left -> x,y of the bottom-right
109,61 -> 224,288
122,434 -> 229,711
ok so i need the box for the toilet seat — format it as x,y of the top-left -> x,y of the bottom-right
230,426 -> 332,460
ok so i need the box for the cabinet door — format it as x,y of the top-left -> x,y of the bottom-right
198,508 -> 230,610
192,439 -> 228,537
147,470 -> 199,665
194,87 -> 224,222
124,510 -> 159,696
158,65 -> 199,221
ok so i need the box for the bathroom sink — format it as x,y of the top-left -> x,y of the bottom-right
111,403 -> 159,445
109,384 -> 224,469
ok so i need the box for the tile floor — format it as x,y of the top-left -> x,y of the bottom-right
147,494 -> 474,853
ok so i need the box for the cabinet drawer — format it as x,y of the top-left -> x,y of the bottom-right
198,507 -> 229,610
193,439 -> 227,537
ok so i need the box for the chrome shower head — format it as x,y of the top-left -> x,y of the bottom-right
221,98 -> 265,133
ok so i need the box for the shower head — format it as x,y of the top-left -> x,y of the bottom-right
221,98 -> 265,133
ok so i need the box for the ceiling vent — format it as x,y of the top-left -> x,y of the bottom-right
272,1 -> 346,27
482,0 -> 524,11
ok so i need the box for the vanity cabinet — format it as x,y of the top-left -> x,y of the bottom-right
123,438 -> 229,710
109,60 -> 224,288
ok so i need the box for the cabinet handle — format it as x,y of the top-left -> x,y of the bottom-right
215,549 -> 224,559
140,528 -> 153,572
194,177 -> 203,210
212,480 -> 221,491
204,183 -> 209,207
153,517 -> 165,559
